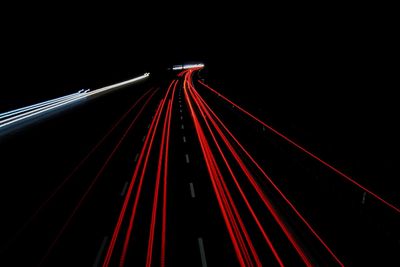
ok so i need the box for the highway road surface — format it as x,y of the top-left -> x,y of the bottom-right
0,67 -> 399,266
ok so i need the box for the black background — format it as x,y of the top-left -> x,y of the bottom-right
1,4 -> 397,191
0,4 -> 398,265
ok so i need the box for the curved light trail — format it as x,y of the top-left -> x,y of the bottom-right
1,66 -> 397,267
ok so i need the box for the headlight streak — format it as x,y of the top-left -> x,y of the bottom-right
0,94 -> 88,129
86,73 -> 150,97
0,92 -> 80,120
0,73 -> 150,130
172,64 -> 204,70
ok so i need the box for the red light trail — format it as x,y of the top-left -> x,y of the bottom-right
198,80 -> 400,215
3,67 -> 397,266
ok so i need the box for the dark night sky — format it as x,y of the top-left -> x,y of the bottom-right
1,5 -> 398,195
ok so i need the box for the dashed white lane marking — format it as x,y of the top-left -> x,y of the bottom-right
189,182 -> 196,198
185,154 -> 190,163
362,191 -> 367,204
120,181 -> 129,196
198,237 -> 208,267
93,236 -> 108,267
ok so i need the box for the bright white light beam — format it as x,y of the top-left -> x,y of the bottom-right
86,72 -> 150,97
0,73 -> 150,130
0,92 -> 81,120
0,94 -> 88,128
172,64 -> 204,70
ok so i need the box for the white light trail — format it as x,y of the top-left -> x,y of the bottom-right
86,73 -> 150,96
0,93 -> 87,124
172,64 -> 204,70
0,94 -> 88,129
0,92 -> 81,120
0,73 -> 150,130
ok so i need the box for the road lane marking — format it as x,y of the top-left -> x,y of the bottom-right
362,191 -> 367,204
183,136 -> 186,143
185,154 -> 190,163
179,109 -> 182,113
142,135 -> 146,142
189,182 -> 196,198
180,116 -> 183,120
134,153 -> 139,162
198,237 -> 208,267
120,181 -> 129,196
93,236 -> 108,267
181,124 -> 184,129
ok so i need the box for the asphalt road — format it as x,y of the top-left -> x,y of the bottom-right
0,69 -> 399,266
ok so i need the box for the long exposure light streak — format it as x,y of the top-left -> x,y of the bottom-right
199,80 -> 400,214
86,73 -> 150,97
187,77 -> 264,266
102,102 -> 163,267
0,73 -> 150,130
186,80 -> 285,266
37,88 -> 158,267
194,87 -> 345,265
0,92 -> 81,120
185,70 -> 317,266
0,93 -> 88,129
183,71 -> 256,266
119,81 -> 175,267
160,100 -> 173,267
191,86 -> 315,265
172,63 -> 204,70
190,75 -> 345,266
0,88 -> 156,256
146,100 -> 172,267
103,80 -> 176,267
5,65 -> 397,266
